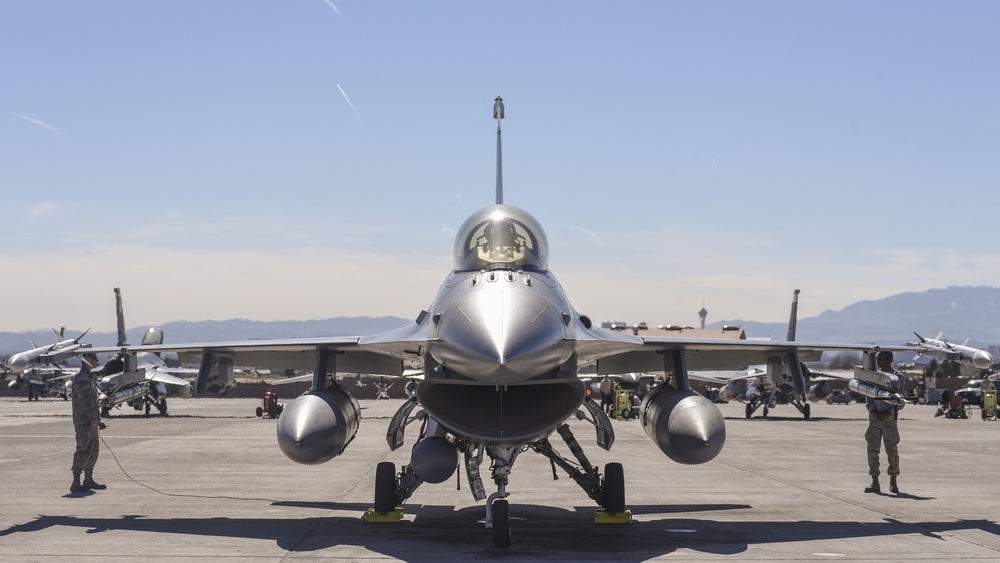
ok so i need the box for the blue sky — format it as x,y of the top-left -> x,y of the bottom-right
2,1 -> 998,333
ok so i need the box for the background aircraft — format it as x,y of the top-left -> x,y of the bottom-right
96,289 -> 196,417
81,99 -> 964,548
6,365 -> 73,400
698,290 -> 835,419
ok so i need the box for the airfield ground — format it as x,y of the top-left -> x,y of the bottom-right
1,396 -> 998,562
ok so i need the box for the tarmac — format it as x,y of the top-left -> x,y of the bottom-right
1,395 -> 998,562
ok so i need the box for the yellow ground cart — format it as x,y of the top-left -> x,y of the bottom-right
982,383 -> 997,421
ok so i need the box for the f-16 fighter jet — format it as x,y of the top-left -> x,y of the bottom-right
82,99 -> 974,547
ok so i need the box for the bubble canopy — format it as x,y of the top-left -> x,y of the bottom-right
453,205 -> 550,272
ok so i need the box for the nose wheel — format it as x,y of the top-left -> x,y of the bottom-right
374,461 -> 398,513
491,498 -> 511,548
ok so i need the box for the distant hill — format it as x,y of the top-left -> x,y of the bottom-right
711,286 -> 1000,348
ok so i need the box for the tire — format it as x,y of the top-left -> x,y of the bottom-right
763,406 -> 769,418
374,462 -> 397,513
602,462 -> 625,514
255,407 -> 263,418
144,402 -> 151,416
492,499 -> 511,548
803,404 -> 811,420
745,403 -> 753,419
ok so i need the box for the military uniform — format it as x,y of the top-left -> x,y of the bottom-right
864,355 -> 904,493
865,399 -> 900,477
70,357 -> 105,492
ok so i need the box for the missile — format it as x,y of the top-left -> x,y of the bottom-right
909,332 -> 993,369
848,379 -> 905,404
99,383 -> 147,407
717,380 -> 746,403
807,382 -> 833,402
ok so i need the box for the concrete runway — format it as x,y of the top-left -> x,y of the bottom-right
2,395 -> 999,562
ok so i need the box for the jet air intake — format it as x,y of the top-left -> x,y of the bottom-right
640,384 -> 726,465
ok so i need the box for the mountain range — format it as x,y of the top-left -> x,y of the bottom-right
2,286 -> 998,356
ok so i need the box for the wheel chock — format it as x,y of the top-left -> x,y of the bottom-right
362,508 -> 404,522
595,509 -> 632,524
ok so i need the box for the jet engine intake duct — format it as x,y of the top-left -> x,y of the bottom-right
277,382 -> 360,465
416,380 -> 585,445
640,383 -> 726,465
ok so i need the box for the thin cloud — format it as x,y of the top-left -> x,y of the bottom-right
10,111 -> 64,136
28,202 -> 59,217
337,84 -> 365,128
575,226 -> 605,246
322,0 -> 341,15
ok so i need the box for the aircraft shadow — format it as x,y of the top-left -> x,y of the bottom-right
3,505 -> 998,561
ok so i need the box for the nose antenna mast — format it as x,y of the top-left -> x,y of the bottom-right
493,96 -> 504,205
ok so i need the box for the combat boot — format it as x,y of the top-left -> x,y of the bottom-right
889,476 -> 899,494
864,476 -> 880,493
82,472 -> 106,490
70,472 -> 89,493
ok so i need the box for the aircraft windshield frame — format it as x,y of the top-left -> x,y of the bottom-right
453,205 -> 549,272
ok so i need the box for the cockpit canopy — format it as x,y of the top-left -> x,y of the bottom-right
453,205 -> 549,272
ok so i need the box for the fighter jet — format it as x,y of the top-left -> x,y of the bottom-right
6,365 -> 73,400
4,327 -> 91,375
96,289 -> 195,417
701,289 -> 837,419
84,99 -> 943,547
909,332 -> 993,369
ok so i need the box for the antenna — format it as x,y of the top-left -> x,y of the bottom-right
493,96 -> 504,205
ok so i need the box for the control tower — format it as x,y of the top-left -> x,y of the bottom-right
698,301 -> 708,329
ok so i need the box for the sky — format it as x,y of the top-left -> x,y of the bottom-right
2,1 -> 998,333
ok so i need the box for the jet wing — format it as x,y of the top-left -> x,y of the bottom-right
593,335 -> 915,375
85,319 -> 430,376
146,368 -> 195,388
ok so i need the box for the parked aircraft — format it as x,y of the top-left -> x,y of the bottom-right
81,99 -> 968,547
703,289 -> 837,419
96,289 -> 196,417
6,365 -> 73,400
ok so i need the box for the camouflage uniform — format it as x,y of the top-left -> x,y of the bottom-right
71,362 -> 101,477
865,365 -> 905,478
865,400 -> 900,477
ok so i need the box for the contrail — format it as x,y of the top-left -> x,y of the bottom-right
10,111 -> 64,135
322,0 -> 341,15
337,84 -> 365,127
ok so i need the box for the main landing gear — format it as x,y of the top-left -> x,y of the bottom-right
744,392 -> 811,419
369,398 -> 627,547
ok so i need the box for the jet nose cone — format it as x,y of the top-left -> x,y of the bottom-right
434,283 -> 572,383
973,350 -> 993,370
8,354 -> 29,372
